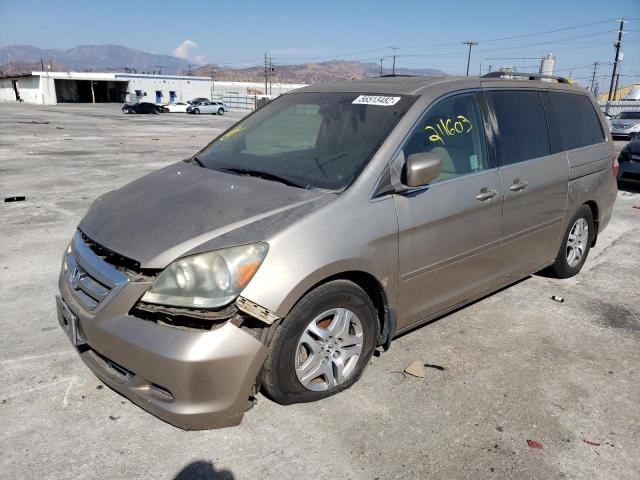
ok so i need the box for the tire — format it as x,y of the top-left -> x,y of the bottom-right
548,204 -> 594,278
122,108 -> 128,114
217,108 -> 224,115
261,280 -> 378,405
193,108 -> 200,115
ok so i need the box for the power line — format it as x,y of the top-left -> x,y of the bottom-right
476,19 -> 618,43
474,30 -> 614,54
259,19 -> 624,64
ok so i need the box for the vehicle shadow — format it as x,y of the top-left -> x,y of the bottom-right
618,182 -> 640,194
173,460 -> 235,480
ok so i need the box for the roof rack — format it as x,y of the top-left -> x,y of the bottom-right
481,71 -> 570,84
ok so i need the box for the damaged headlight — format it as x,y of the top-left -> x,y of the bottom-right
140,243 -> 268,309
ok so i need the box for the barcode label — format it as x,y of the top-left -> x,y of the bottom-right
352,95 -> 401,106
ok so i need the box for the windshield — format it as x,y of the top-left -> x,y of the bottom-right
616,111 -> 640,119
195,92 -> 416,190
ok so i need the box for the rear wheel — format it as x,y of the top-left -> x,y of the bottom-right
261,280 -> 378,405
217,108 -> 224,115
548,205 -> 594,278
193,108 -> 200,114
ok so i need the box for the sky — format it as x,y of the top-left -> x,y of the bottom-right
0,0 -> 638,89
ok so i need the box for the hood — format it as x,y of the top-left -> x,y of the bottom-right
79,162 -> 331,268
612,118 -> 640,127
625,139 -> 640,154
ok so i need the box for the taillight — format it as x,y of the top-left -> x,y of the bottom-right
612,154 -> 619,177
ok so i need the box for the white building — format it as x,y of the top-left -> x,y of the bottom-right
0,71 -> 306,108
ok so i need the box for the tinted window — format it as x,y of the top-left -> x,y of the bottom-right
547,92 -> 604,150
616,111 -> 640,120
403,93 -> 488,183
491,91 -> 550,165
197,92 -> 416,190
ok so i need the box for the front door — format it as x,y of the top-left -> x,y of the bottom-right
394,92 -> 504,329
487,90 -> 568,278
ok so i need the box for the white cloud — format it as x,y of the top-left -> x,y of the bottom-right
173,40 -> 206,64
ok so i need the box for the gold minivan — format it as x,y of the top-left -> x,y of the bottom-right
57,73 -> 617,429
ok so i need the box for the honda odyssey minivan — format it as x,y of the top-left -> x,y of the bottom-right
56,73 -> 617,429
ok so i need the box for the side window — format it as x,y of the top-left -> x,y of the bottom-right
490,90 -> 550,165
403,93 -> 488,183
547,92 -> 604,150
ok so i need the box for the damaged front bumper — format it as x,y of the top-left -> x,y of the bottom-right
56,232 -> 270,430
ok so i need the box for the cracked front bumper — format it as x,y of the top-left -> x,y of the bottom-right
56,233 -> 269,430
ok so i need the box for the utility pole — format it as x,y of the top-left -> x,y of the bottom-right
607,18 -> 624,103
390,47 -> 398,76
264,53 -> 268,95
613,72 -> 621,100
463,41 -> 478,76
379,58 -> 384,76
210,64 -> 217,100
589,61 -> 599,93
269,57 -> 274,95
40,58 -> 44,71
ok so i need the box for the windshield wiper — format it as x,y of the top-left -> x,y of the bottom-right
219,167 -> 310,189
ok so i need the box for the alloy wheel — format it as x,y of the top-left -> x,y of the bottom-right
295,308 -> 363,391
566,218 -> 589,267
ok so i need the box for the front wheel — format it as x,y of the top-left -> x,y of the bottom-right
548,204 -> 594,278
217,108 -> 224,115
261,280 -> 378,405
193,108 -> 200,114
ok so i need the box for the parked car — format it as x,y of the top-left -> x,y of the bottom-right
58,75 -> 616,430
187,97 -> 210,105
122,102 -> 160,114
164,102 -> 190,113
187,101 -> 229,115
609,111 -> 640,138
616,136 -> 640,184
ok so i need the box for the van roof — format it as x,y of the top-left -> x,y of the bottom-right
297,75 -> 587,96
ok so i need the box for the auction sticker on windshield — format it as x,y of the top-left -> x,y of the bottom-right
352,95 -> 401,106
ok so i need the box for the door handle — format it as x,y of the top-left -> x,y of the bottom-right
475,188 -> 498,201
510,179 -> 528,192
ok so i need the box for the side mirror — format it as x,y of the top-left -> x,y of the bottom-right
404,152 -> 443,187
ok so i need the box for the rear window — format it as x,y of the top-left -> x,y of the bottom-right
547,92 -> 604,150
490,90 -> 551,165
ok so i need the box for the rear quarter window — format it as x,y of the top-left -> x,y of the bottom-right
546,92 -> 605,150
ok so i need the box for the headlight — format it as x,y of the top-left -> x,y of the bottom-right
631,124 -> 640,131
140,243 -> 268,308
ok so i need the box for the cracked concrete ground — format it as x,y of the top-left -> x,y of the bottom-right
1,103 -> 639,480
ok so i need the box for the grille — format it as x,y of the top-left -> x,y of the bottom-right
79,231 -> 142,273
62,231 -> 129,312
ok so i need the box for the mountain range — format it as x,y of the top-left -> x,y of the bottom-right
0,44 -> 446,83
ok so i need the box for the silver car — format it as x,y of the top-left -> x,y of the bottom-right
610,111 -> 640,138
56,76 -> 617,430
187,101 -> 229,115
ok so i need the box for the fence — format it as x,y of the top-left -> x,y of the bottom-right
599,100 -> 640,116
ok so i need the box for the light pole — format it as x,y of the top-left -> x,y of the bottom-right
463,41 -> 478,76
